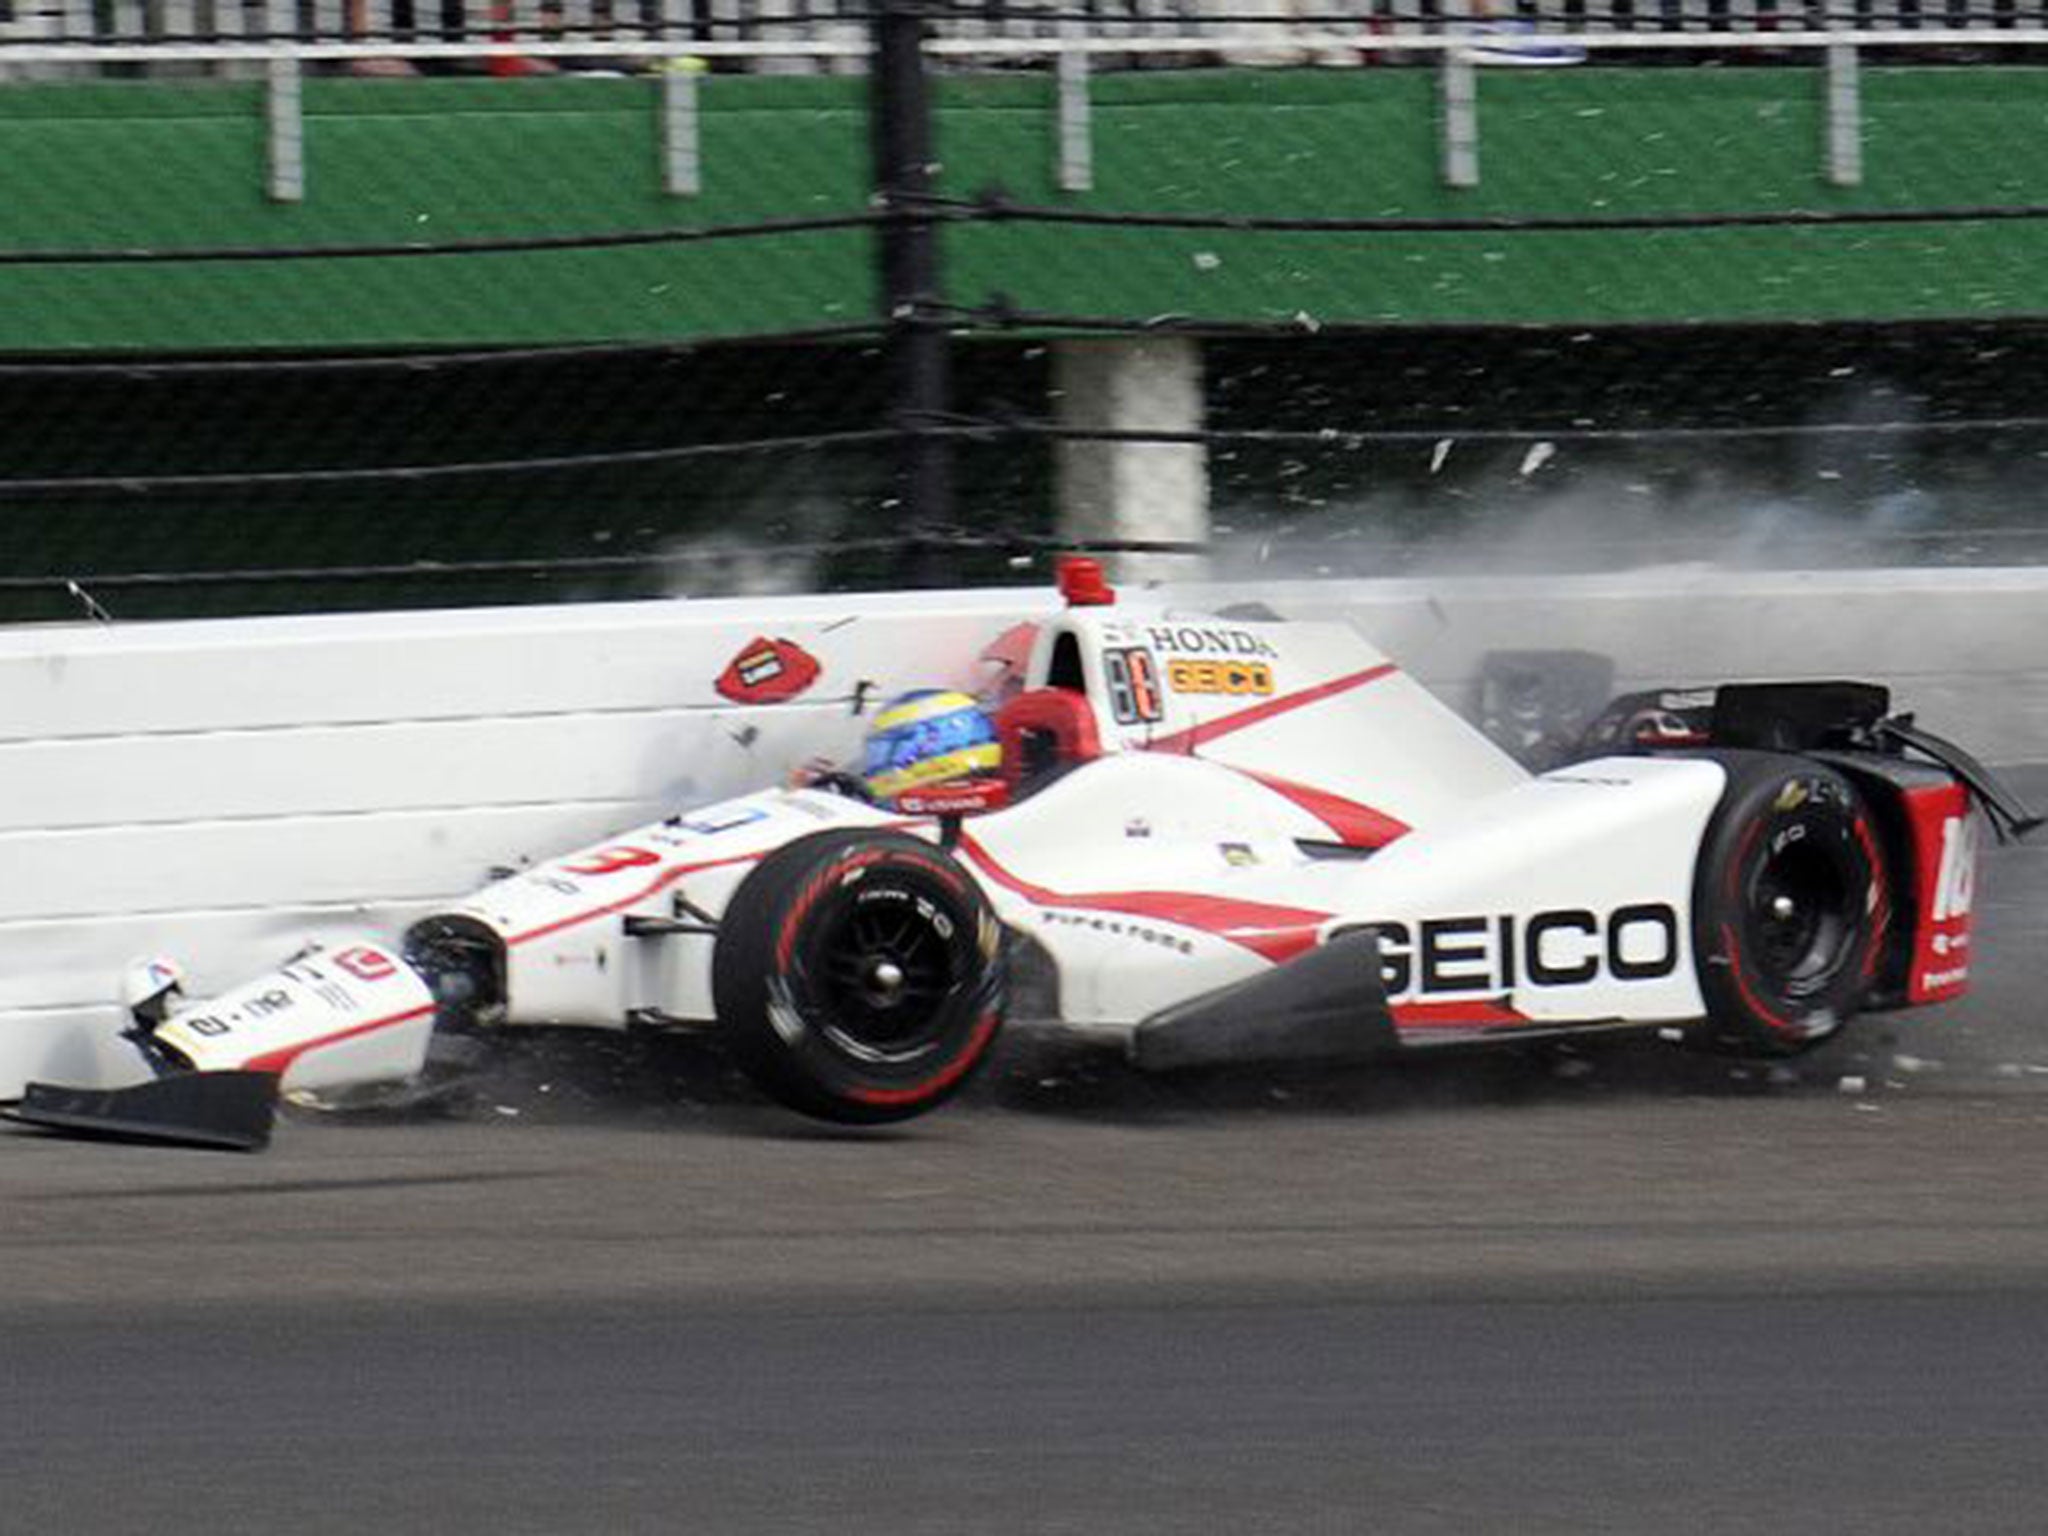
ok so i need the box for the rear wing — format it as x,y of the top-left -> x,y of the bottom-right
1584,679 -> 2041,843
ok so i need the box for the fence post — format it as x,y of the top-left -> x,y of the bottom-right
1056,21 -> 1093,194
1053,337 -> 1209,585
661,60 -> 703,196
872,0 -> 952,586
265,0 -> 305,204
1440,46 -> 1478,190
1825,43 -> 1863,189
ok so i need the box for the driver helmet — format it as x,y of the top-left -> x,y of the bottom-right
862,689 -> 1001,807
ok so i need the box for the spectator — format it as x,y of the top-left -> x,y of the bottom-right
347,0 -> 420,75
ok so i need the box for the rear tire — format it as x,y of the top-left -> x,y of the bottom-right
1692,753 -> 1889,1057
712,830 -> 1006,1124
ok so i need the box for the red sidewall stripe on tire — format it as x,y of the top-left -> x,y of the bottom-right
1721,919 -> 1799,1039
773,849 -> 888,971
1851,815 -> 1890,985
841,1008 -> 1002,1108
1718,816 -> 1801,1038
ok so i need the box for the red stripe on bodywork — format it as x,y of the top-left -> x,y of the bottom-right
505,814 -> 923,951
1144,663 -> 1398,756
1238,770 -> 1410,850
239,1002 -> 437,1075
958,834 -> 1328,963
507,852 -> 764,948
1391,998 -> 1530,1030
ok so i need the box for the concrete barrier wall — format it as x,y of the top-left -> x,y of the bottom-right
4,567 -> 2041,1091
0,589 -> 1035,1088
1256,566 -> 2048,766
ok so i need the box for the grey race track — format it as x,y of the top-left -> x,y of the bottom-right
3,769 -> 2047,1534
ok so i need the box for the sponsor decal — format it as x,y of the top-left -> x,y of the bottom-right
1038,909 -> 1195,955
173,988 -> 298,1040
1219,842 -> 1259,867
1139,663 -> 1398,758
254,962 -> 345,1011
1168,658 -> 1274,697
1369,904 -> 1680,999
958,832 -> 1327,965
1904,784 -> 1977,1002
241,988 -> 295,1019
334,946 -> 398,982
781,792 -> 842,822
562,845 -> 662,878
676,804 -> 770,837
1932,812 -> 1978,922
715,636 -> 822,705
1140,624 -> 1279,660
895,780 -> 1009,816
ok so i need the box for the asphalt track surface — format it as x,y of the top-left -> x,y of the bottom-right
5,770 -> 2048,1534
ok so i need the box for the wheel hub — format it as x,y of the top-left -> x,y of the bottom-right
817,887 -> 961,1056
1751,840 -> 1853,991
860,956 -> 907,1007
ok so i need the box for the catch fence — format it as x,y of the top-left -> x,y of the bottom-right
2,10 -> 2048,621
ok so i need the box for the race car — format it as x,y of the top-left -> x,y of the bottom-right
8,558 -> 2036,1148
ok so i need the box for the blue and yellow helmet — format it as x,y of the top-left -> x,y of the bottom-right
862,689 -> 1001,806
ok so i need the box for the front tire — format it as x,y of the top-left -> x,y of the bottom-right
1692,753 -> 1889,1057
712,830 -> 1006,1124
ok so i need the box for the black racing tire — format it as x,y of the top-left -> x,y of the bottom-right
1692,752 -> 1890,1057
711,830 -> 1006,1125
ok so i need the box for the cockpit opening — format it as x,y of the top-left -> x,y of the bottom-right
1045,631 -> 1086,694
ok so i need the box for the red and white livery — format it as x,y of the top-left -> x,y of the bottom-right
14,560 -> 2034,1146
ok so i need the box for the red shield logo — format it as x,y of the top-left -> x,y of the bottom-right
716,636 -> 822,705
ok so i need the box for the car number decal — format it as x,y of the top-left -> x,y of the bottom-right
1102,647 -> 1163,725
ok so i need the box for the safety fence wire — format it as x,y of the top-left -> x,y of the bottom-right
8,20 -> 2048,620
0,334 -> 950,623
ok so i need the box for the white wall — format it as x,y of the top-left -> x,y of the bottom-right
0,590 -> 1038,1090
1259,566 -> 2048,765
5,568 -> 2042,1094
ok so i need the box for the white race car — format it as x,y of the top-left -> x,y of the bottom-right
10,560 -> 2036,1148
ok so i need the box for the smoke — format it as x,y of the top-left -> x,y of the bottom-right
646,492 -> 851,600
657,529 -> 823,599
1207,456 -> 1940,582
1207,382 -> 2048,582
